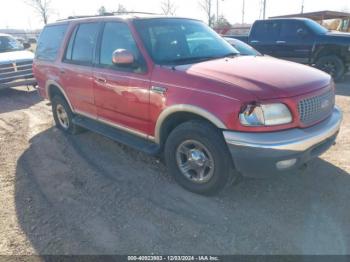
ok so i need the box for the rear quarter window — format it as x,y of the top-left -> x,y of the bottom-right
36,24 -> 68,61
252,21 -> 280,41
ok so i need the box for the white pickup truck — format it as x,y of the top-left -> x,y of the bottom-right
0,33 -> 36,90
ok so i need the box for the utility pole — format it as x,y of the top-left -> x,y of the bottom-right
301,0 -> 305,14
242,0 -> 245,24
263,0 -> 267,19
217,0 -> 219,23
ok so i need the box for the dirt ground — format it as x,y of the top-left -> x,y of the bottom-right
0,76 -> 349,255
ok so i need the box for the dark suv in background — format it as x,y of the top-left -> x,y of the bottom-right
229,18 -> 350,81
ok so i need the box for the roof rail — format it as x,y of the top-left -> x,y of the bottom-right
104,11 -> 160,15
58,11 -> 161,21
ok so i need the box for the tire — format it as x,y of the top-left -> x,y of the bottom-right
315,55 -> 345,81
164,120 -> 237,195
52,95 -> 81,134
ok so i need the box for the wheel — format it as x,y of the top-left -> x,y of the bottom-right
164,120 -> 237,195
315,55 -> 345,81
52,95 -> 81,134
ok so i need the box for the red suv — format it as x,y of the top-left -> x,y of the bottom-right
33,15 -> 342,195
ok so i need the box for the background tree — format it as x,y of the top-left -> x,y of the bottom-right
23,0 -> 53,24
212,15 -> 231,29
98,5 -> 107,15
115,4 -> 128,14
198,0 -> 215,27
161,0 -> 177,16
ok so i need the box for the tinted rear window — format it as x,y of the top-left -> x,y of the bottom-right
252,21 -> 280,40
36,24 -> 68,61
65,23 -> 100,64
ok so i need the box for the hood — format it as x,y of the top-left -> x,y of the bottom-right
0,50 -> 34,64
175,56 -> 331,100
326,31 -> 350,38
323,32 -> 350,44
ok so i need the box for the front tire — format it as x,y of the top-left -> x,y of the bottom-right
315,55 -> 345,81
164,120 -> 237,195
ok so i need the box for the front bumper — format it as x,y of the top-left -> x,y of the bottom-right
223,106 -> 342,177
0,78 -> 37,90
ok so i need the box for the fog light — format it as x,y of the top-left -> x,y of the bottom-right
276,159 -> 297,170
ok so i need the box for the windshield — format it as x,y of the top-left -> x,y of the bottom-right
0,35 -> 24,53
134,18 -> 239,65
304,19 -> 329,35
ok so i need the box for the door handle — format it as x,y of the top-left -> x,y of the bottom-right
59,68 -> 65,74
276,40 -> 286,44
96,77 -> 107,84
250,40 -> 260,44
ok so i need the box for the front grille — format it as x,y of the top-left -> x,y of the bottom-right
298,89 -> 335,126
0,60 -> 33,84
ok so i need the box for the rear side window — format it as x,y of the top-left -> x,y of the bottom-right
36,24 -> 68,61
64,23 -> 100,65
251,21 -> 280,41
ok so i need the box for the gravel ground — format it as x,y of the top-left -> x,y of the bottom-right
0,76 -> 349,255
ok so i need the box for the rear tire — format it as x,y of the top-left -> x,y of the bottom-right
52,95 -> 82,134
164,120 -> 237,195
315,55 -> 345,81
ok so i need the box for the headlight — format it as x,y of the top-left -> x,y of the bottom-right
239,103 -> 292,126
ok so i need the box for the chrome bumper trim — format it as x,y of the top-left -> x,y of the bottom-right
224,106 -> 342,152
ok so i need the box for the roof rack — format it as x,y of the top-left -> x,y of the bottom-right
104,11 -> 160,16
60,11 -> 161,21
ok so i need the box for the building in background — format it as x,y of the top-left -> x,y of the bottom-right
271,10 -> 350,32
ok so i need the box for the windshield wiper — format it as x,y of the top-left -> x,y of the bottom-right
161,54 -> 239,65
218,52 -> 240,58
161,56 -> 217,65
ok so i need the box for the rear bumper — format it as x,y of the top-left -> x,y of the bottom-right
223,106 -> 342,177
0,78 -> 37,90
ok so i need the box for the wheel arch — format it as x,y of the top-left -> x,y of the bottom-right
45,80 -> 74,112
155,105 -> 227,145
314,45 -> 344,63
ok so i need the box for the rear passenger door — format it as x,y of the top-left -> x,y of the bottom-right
249,21 -> 280,56
93,21 -> 151,136
60,22 -> 101,117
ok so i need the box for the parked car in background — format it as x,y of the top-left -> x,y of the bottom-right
223,37 -> 261,56
227,18 -> 350,80
27,37 -> 37,44
0,33 -> 36,90
34,15 -> 342,195
15,37 -> 25,44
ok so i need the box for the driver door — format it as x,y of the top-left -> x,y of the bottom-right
93,21 -> 151,135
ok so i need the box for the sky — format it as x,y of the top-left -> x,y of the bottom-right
0,0 -> 349,30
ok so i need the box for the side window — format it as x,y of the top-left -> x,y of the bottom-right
280,21 -> 309,38
65,26 -> 78,61
99,22 -> 144,71
252,21 -> 280,41
36,24 -> 68,61
64,23 -> 100,64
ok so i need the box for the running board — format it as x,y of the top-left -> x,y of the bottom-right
72,115 -> 161,156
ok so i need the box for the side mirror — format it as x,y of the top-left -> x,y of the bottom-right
297,28 -> 308,37
23,42 -> 31,49
112,49 -> 134,66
